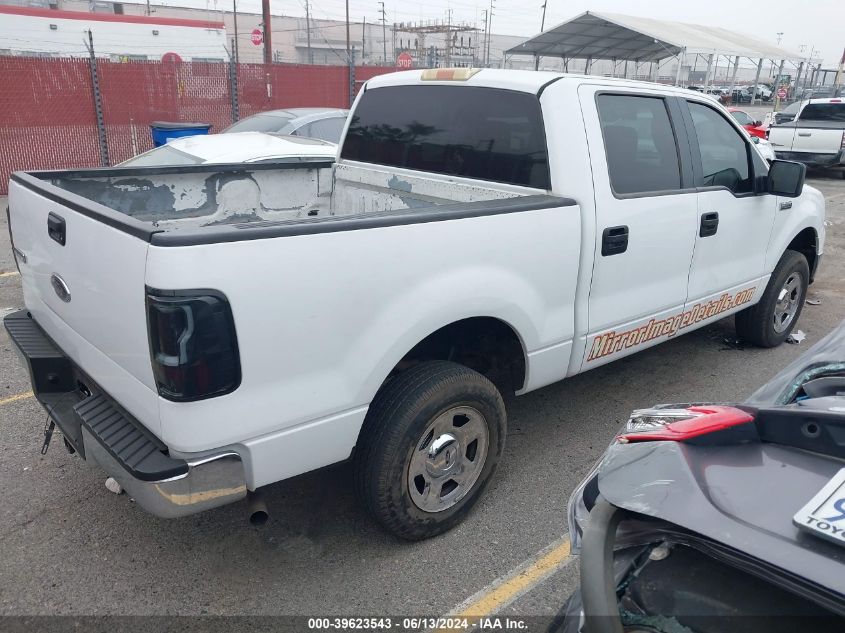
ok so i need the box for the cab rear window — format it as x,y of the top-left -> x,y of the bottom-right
341,85 -> 550,189
799,103 -> 845,122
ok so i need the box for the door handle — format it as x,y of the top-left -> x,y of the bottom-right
47,212 -> 66,246
601,225 -> 629,256
699,212 -> 719,238
797,132 -> 812,137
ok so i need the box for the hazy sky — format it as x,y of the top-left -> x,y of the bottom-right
139,0 -> 844,65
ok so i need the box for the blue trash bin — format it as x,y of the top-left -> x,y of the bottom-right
149,121 -> 213,147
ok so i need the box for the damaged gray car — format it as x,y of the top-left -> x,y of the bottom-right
556,320 -> 845,633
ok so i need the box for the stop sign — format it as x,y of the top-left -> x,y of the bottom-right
396,51 -> 413,69
251,28 -> 263,46
777,87 -> 788,99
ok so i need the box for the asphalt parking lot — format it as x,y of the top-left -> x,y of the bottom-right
1,169 -> 844,626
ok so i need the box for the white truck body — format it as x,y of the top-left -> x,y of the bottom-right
6,69 -> 826,531
769,98 -> 845,170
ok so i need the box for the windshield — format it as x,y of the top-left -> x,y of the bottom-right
120,145 -> 202,167
799,103 -> 845,122
223,113 -> 295,133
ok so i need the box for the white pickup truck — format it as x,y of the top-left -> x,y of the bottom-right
769,98 -> 845,176
6,69 -> 825,540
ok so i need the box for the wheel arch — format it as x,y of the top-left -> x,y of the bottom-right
367,315 -> 529,406
786,227 -> 819,282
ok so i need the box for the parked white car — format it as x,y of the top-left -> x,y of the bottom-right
768,98 -> 845,175
121,131 -> 337,167
6,69 -> 825,540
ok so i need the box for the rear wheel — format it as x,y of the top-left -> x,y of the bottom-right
353,361 -> 506,540
735,249 -> 809,347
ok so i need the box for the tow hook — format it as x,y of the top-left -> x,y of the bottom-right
40,419 -> 56,455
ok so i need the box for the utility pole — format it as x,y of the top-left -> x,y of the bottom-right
345,0 -> 351,64
232,0 -> 239,64
262,0 -> 272,64
378,1 -> 387,64
446,8 -> 452,67
362,16 -> 366,62
485,0 -> 494,67
145,0 -> 150,15
305,0 -> 312,64
480,9 -> 487,67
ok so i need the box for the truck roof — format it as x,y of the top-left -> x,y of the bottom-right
364,68 -> 698,98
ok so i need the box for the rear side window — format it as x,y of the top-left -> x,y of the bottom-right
596,94 -> 681,195
293,117 -> 347,143
341,85 -> 550,189
687,102 -> 752,194
799,103 -> 845,122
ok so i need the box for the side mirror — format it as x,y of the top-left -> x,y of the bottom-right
768,160 -> 806,198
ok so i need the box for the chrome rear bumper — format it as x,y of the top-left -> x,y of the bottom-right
82,426 -> 248,518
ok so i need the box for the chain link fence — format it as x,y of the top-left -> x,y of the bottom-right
0,56 -> 397,194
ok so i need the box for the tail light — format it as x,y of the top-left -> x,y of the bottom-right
619,405 -> 754,443
146,289 -> 240,401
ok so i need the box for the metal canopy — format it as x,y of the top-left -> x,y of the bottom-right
507,11 -> 803,62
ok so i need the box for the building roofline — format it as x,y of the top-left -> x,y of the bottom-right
0,5 -> 224,30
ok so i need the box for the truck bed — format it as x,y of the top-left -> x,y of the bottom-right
12,160 -> 533,240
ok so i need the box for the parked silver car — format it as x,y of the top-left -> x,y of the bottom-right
222,108 -> 349,143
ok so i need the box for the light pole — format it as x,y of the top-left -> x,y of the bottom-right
534,1 -> 547,70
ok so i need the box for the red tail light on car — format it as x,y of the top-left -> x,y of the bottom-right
146,289 -> 241,402
619,405 -> 754,443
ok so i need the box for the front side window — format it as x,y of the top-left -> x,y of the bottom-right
341,85 -> 550,189
596,94 -> 681,195
688,101 -> 752,194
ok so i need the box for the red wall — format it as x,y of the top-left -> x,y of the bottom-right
0,56 -> 397,193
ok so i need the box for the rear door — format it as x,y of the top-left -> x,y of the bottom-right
682,99 -> 776,307
579,87 -> 698,369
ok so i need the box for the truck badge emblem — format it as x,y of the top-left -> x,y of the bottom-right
50,274 -> 71,303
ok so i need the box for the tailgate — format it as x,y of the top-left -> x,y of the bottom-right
7,178 -> 160,433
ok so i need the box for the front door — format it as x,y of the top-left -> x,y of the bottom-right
579,87 -> 698,369
683,99 -> 777,310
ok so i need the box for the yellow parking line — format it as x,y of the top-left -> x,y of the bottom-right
0,390 -> 33,405
0,271 -> 20,278
435,537 -> 573,631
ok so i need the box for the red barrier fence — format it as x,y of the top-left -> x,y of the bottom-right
0,56 -> 397,194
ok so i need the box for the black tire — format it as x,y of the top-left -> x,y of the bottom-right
735,249 -> 809,347
353,361 -> 506,540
